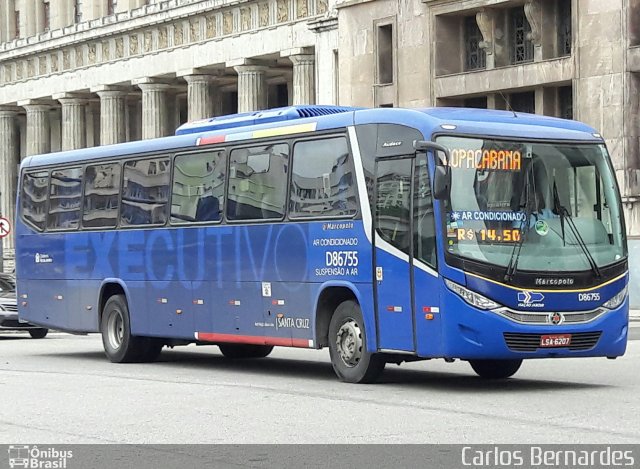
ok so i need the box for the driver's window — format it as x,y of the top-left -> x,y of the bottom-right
414,156 -> 436,267
375,158 -> 412,255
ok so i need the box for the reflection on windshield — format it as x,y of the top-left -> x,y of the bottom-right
438,136 -> 626,272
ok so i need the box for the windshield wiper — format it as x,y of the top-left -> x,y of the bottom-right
552,179 -> 601,278
504,163 -> 535,283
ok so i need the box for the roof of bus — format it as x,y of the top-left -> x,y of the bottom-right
22,106 -> 602,169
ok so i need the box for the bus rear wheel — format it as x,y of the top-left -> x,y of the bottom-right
218,344 -> 274,359
100,294 -> 163,363
469,359 -> 522,379
328,300 -> 385,383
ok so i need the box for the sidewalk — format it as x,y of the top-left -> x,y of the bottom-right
630,309 -> 640,322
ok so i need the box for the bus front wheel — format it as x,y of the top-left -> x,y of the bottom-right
469,359 -> 522,379
328,300 -> 385,383
100,294 -> 163,363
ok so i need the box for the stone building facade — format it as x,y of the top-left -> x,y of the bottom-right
0,0 -> 639,281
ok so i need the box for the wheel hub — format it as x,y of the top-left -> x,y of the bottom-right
336,319 -> 363,367
107,309 -> 124,350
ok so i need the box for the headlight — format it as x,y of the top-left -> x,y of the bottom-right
603,286 -> 627,310
444,279 -> 500,310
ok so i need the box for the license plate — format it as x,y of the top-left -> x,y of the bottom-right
540,334 -> 571,347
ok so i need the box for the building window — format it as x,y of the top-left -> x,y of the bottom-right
510,91 -> 535,114
376,23 -> 394,85
74,0 -> 83,23
43,1 -> 50,31
558,86 -> 573,120
510,7 -> 533,64
558,0 -> 572,56
14,11 -> 20,38
465,16 -> 486,71
464,97 -> 487,109
107,0 -> 117,16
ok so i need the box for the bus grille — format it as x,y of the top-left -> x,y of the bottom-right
503,332 -> 602,352
496,308 -> 605,325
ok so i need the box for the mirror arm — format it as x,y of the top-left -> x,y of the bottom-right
413,140 -> 451,166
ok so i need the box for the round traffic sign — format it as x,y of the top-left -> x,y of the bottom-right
0,217 -> 11,238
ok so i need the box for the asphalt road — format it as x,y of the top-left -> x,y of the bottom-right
0,328 -> 639,444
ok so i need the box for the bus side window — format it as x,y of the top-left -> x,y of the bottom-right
83,163 -> 121,229
120,157 -> 171,227
47,167 -> 83,231
21,171 -> 49,231
289,136 -> 357,218
171,150 -> 226,224
227,143 -> 289,221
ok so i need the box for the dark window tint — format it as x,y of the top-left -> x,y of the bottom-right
121,157 -> 170,226
227,143 -> 289,220
21,171 -> 49,231
83,163 -> 121,228
172,150 -> 226,224
413,156 -> 436,267
47,167 -> 83,230
290,137 -> 357,218
375,159 -> 412,254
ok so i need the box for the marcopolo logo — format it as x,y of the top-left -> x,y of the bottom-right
8,445 -> 73,468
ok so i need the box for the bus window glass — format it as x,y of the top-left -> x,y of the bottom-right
227,143 -> 289,220
375,159 -> 412,255
289,137 -> 356,218
414,155 -> 436,267
83,163 -> 121,229
120,157 -> 171,226
47,167 -> 83,230
21,171 -> 49,231
172,150 -> 226,224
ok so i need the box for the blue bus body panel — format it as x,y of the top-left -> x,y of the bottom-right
17,219 -> 376,347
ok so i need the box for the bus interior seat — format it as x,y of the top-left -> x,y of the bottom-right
195,196 -> 220,222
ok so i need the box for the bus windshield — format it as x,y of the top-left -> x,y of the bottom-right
438,136 -> 626,273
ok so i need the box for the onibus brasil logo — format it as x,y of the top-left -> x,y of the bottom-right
8,445 -> 73,468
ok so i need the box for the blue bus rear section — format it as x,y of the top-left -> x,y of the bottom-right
15,105 -> 629,381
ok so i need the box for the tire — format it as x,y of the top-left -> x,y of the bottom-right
469,359 -> 523,379
29,328 -> 48,339
100,294 -> 162,363
328,300 -> 385,383
219,344 -> 274,359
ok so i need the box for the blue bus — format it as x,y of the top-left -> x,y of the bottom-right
15,105 -> 628,382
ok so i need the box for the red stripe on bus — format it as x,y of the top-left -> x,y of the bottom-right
197,332 -> 310,348
198,135 -> 226,146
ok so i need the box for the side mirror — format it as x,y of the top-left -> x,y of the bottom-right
413,140 -> 451,200
433,164 -> 451,200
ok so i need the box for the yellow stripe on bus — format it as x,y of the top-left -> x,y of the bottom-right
252,122 -> 317,138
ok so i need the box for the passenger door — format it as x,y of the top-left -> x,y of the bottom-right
374,156 -> 415,351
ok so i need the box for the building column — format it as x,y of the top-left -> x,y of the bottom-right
135,80 -> 171,139
92,86 -> 127,145
20,101 -> 51,156
56,95 -> 88,150
183,75 -> 215,121
289,54 -> 316,105
233,65 -> 268,113
0,107 -> 19,272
